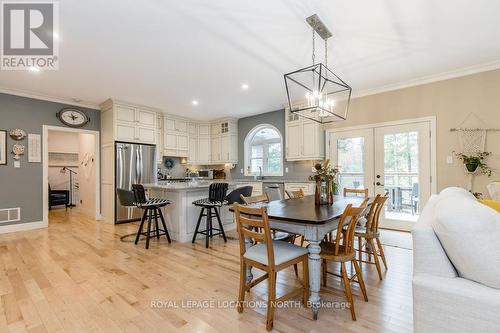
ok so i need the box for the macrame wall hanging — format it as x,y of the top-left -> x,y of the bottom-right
450,112 -> 499,191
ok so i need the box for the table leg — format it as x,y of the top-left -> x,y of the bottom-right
307,240 -> 321,320
244,235 -> 253,283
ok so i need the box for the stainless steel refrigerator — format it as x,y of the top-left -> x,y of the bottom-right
115,142 -> 157,223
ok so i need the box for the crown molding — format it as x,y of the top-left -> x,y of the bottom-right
352,60 -> 500,99
0,86 -> 100,109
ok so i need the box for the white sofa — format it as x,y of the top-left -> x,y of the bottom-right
412,187 -> 500,333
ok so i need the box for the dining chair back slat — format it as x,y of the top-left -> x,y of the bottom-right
285,189 -> 305,199
365,193 -> 389,234
334,198 -> 369,255
240,193 -> 270,205
343,188 -> 369,198
234,205 -> 274,266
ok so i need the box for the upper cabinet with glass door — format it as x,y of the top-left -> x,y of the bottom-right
284,107 -> 325,161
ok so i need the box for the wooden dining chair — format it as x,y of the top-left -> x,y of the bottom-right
320,199 -> 369,321
240,193 -> 270,205
240,193 -> 300,276
285,189 -> 306,247
235,204 -> 309,331
285,188 -> 304,199
343,188 -> 369,198
354,193 -> 389,280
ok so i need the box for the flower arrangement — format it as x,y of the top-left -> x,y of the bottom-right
454,151 -> 492,176
309,160 -> 339,205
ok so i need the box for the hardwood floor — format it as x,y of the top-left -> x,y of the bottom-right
0,209 -> 413,333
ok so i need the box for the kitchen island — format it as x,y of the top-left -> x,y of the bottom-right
144,180 -> 260,242
144,179 -> 315,243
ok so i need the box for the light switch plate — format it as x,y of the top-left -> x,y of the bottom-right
285,167 -> 289,173
240,169 -> 243,174
14,161 -> 20,168
446,155 -> 453,164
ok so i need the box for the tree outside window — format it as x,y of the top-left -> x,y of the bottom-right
244,124 -> 283,176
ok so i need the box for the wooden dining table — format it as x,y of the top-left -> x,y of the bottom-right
230,194 -> 369,320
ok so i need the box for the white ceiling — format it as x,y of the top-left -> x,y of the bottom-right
2,0 -> 500,120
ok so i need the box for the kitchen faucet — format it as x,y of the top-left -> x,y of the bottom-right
258,166 -> 263,180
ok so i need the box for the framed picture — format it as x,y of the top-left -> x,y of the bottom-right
0,130 -> 6,165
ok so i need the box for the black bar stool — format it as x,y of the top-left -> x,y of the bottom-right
132,184 -> 172,249
225,186 -> 253,205
192,183 -> 229,248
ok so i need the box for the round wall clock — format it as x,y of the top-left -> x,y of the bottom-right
57,108 -> 90,128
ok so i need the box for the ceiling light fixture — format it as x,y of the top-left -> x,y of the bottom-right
191,100 -> 199,106
284,14 -> 352,124
241,83 -> 249,90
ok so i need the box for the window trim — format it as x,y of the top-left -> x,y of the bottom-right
244,124 -> 284,177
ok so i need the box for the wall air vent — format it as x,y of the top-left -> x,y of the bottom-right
0,208 -> 21,224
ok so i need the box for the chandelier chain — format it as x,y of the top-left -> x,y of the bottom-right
312,29 -> 315,65
325,39 -> 328,68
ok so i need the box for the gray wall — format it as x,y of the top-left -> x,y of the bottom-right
0,93 -> 100,226
229,109 -> 317,181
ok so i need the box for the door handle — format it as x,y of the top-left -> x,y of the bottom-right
376,182 -> 384,186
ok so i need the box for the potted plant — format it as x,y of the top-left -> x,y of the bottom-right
454,151 -> 492,176
309,160 -> 339,205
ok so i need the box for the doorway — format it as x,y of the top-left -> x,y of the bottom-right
327,117 -> 436,231
42,126 -> 100,226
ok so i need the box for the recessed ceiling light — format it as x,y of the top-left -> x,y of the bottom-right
191,100 -> 199,106
241,83 -> 249,90
28,66 -> 40,73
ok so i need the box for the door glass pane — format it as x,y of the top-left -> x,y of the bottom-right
383,131 -> 419,222
337,137 -> 365,193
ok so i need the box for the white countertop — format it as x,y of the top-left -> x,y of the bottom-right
144,179 -> 313,192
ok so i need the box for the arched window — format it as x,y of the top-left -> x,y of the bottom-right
244,124 -> 283,176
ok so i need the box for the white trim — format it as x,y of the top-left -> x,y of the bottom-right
353,60 -> 500,99
42,125 -> 101,226
0,221 -> 46,234
325,116 -> 437,195
244,123 -> 284,177
0,86 -> 100,109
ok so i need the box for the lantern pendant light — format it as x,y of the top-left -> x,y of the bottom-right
284,14 -> 352,124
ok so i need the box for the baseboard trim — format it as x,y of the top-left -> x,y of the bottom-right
0,221 -> 47,234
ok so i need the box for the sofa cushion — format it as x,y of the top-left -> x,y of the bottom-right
412,195 -> 458,278
432,191 -> 500,288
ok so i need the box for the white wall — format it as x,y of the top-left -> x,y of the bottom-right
78,133 -> 97,219
48,130 -> 79,204
48,130 -> 79,153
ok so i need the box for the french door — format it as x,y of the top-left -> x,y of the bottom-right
328,120 -> 433,231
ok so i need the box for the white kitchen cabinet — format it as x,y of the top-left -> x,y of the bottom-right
285,108 -> 324,161
115,105 -> 136,123
197,136 -> 211,164
211,136 -> 221,162
235,182 -> 263,196
156,114 -> 164,164
177,134 -> 188,151
286,123 -> 301,159
99,99 -> 161,223
199,124 -> 210,136
136,126 -> 156,144
109,101 -> 157,145
208,119 -> 238,164
188,136 -> 197,163
163,115 -> 189,157
285,182 -> 314,195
